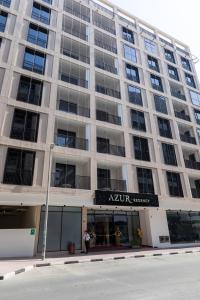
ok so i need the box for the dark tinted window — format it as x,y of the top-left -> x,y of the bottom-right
130,109 -> 146,131
185,73 -> 196,88
181,56 -> 191,71
122,27 -> 134,44
137,167 -> 154,194
128,85 -> 143,106
10,109 -> 39,142
0,11 -> 7,32
162,143 -> 177,166
126,64 -> 140,83
17,76 -> 43,106
3,148 -> 35,186
147,55 -> 159,72
168,65 -> 179,81
150,74 -> 163,92
164,49 -> 175,63
157,117 -> 172,138
166,172 -> 183,197
133,136 -> 150,161
154,94 -> 168,114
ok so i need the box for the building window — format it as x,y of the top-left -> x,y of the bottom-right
147,55 -> 159,72
124,45 -> 137,63
10,109 -> 39,142
162,143 -> 177,166
0,11 -> 7,32
122,27 -> 134,44
194,109 -> 200,125
130,109 -> 146,131
17,76 -> 43,106
166,172 -> 183,197
133,136 -> 150,161
181,56 -> 191,71
190,90 -> 200,106
150,74 -> 163,92
23,48 -> 46,74
137,167 -> 154,194
168,65 -> 179,81
27,23 -> 48,48
3,148 -> 35,186
56,129 -> 76,148
144,38 -> 157,54
126,64 -> 140,83
0,0 -> 11,7
128,85 -> 143,106
154,94 -> 168,114
185,73 -> 196,88
157,117 -> 172,138
164,49 -> 175,64
32,2 -> 51,25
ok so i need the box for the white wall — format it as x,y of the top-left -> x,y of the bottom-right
0,229 -> 36,258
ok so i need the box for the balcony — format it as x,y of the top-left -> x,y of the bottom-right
170,84 -> 186,101
94,30 -> 117,54
63,0 -> 90,22
93,11 -> 116,35
175,111 -> 190,122
191,189 -> 200,199
57,86 -> 90,118
51,173 -> 90,189
185,160 -> 200,170
97,140 -> 125,157
98,178 -> 127,191
59,60 -> 89,88
180,134 -> 196,144
95,50 -> 118,74
96,73 -> 121,99
62,15 -> 88,41
55,135 -> 88,151
61,36 -> 90,64
96,110 -> 121,125
51,159 -> 91,190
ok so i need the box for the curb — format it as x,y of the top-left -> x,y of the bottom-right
1,249 -> 200,280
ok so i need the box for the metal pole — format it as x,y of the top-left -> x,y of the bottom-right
42,143 -> 54,260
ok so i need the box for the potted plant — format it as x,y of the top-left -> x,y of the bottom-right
131,228 -> 143,248
68,242 -> 75,254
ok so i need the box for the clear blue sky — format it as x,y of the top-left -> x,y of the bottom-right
110,0 -> 200,77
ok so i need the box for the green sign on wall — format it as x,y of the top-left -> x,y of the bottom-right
30,228 -> 36,235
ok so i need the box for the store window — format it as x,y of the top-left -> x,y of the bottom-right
38,206 -> 82,251
167,211 -> 200,243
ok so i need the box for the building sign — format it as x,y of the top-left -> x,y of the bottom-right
95,190 -> 159,207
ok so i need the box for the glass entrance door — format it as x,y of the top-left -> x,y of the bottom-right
87,210 -> 140,249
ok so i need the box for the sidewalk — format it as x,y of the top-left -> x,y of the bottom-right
1,246 -> 200,280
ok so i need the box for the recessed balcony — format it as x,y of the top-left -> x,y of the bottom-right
96,72 -> 121,99
97,165 -> 127,191
51,158 -> 90,190
96,99 -> 122,125
97,128 -> 125,157
94,29 -> 117,54
63,0 -> 90,22
95,50 -> 118,74
170,83 -> 186,101
62,15 -> 88,41
59,60 -> 89,88
61,36 -> 90,64
57,86 -> 90,118
54,119 -> 89,151
189,177 -> 200,198
178,124 -> 196,145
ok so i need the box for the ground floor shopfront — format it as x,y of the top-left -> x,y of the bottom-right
1,189 -> 200,257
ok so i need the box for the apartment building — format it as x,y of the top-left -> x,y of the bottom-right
1,0 -> 200,257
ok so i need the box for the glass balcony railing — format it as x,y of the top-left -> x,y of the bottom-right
96,109 -> 121,125
60,73 -> 88,88
97,178 -> 127,191
175,111 -> 190,122
180,134 -> 196,144
51,173 -> 90,190
96,84 -> 121,99
97,141 -> 125,157
185,160 -> 200,170
55,135 -> 88,151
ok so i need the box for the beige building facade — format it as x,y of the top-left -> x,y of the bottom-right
1,0 -> 200,257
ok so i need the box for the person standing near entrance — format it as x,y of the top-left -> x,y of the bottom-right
83,230 -> 90,254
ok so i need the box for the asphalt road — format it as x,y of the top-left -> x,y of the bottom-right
1,253 -> 200,300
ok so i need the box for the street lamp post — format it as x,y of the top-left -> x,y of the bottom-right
42,143 -> 54,260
